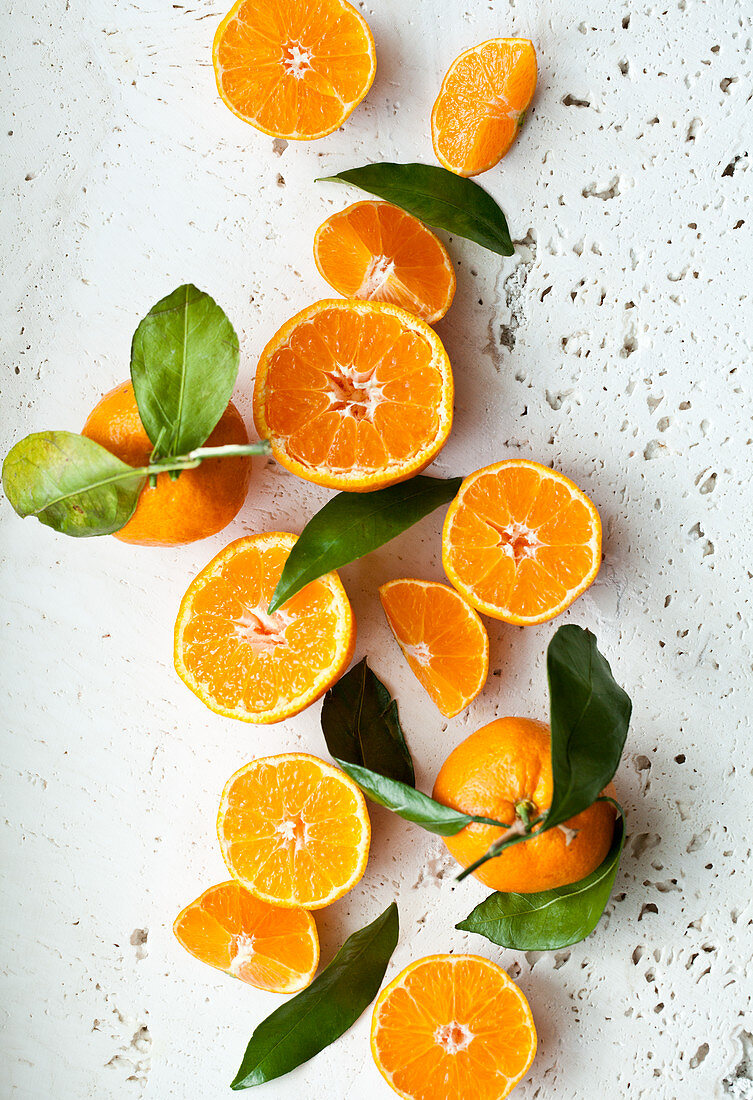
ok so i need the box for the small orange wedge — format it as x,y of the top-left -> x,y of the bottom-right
313,201 -> 456,324
442,460 -> 601,624
174,532 -> 355,723
173,881 -> 318,994
371,954 -> 537,1100
432,38 -> 537,177
217,753 -> 371,909
379,578 -> 489,718
213,0 -> 376,140
253,299 -> 453,492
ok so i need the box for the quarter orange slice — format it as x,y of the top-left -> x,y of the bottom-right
212,0 -> 376,140
253,300 -> 453,491
217,753 -> 371,909
313,201 -> 456,324
432,38 -> 537,177
379,578 -> 489,718
174,532 -> 355,723
173,881 -> 318,993
371,954 -> 537,1100
442,460 -> 601,624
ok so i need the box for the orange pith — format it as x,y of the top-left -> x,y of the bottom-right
217,753 -> 371,909
174,532 -> 355,723
313,201 -> 456,324
371,954 -> 537,1100
173,880 -> 318,993
253,299 -> 454,491
379,578 -> 489,718
442,460 -> 601,625
212,0 -> 376,140
432,717 -> 616,893
431,38 -> 537,177
82,381 -> 252,547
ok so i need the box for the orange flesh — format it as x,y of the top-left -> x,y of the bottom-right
379,579 -> 489,718
314,201 -> 456,323
432,38 -> 537,177
443,460 -> 601,624
213,0 -> 376,140
174,881 -> 318,993
372,954 -> 536,1100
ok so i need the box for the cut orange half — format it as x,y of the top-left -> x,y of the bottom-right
213,0 -> 376,140
173,880 -> 318,994
313,201 -> 456,324
371,954 -> 537,1100
253,300 -> 453,491
432,38 -> 537,177
217,754 -> 371,909
174,532 -> 355,723
379,578 -> 489,718
442,460 -> 601,624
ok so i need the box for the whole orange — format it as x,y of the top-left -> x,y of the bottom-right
432,717 -> 616,893
82,381 -> 252,546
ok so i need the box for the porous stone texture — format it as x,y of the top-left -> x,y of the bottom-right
1,0 -> 751,1097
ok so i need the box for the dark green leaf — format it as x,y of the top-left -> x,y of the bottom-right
322,659 -> 415,787
319,162 -> 514,256
268,475 -> 462,614
546,625 -> 632,831
130,284 -> 239,457
335,759 -> 476,836
2,431 -> 145,537
456,811 -> 626,950
231,903 -> 398,1090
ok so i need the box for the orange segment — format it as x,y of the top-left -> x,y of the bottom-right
174,532 -> 355,723
173,881 -> 318,993
253,300 -> 453,491
213,0 -> 376,140
379,578 -> 489,718
371,954 -> 537,1100
313,202 -> 456,324
431,38 -> 537,177
217,754 -> 371,909
442,460 -> 601,624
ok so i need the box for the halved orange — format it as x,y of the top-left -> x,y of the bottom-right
212,0 -> 376,140
432,39 -> 537,177
371,954 -> 537,1100
253,300 -> 453,491
173,880 -> 318,993
379,578 -> 489,718
174,532 -> 355,723
442,460 -> 601,624
313,201 -> 456,324
217,753 -> 371,909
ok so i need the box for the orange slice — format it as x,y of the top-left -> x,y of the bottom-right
432,38 -> 537,177
313,201 -> 456,324
379,578 -> 489,718
371,954 -> 537,1100
217,753 -> 371,909
212,0 -> 376,140
442,460 -> 601,624
174,532 -> 355,723
253,299 -> 453,491
173,881 -> 318,993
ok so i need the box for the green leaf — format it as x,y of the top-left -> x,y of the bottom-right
322,658 -> 415,787
2,431 -> 145,537
268,475 -> 462,614
335,759 -> 476,836
230,903 -> 399,1090
130,284 -> 240,457
456,812 -> 626,950
319,162 -> 514,256
545,625 -> 632,831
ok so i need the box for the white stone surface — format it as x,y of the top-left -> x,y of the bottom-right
2,0 -> 752,1097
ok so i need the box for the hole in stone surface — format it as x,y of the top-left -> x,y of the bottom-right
562,93 -> 590,107
690,1043 -> 710,1069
